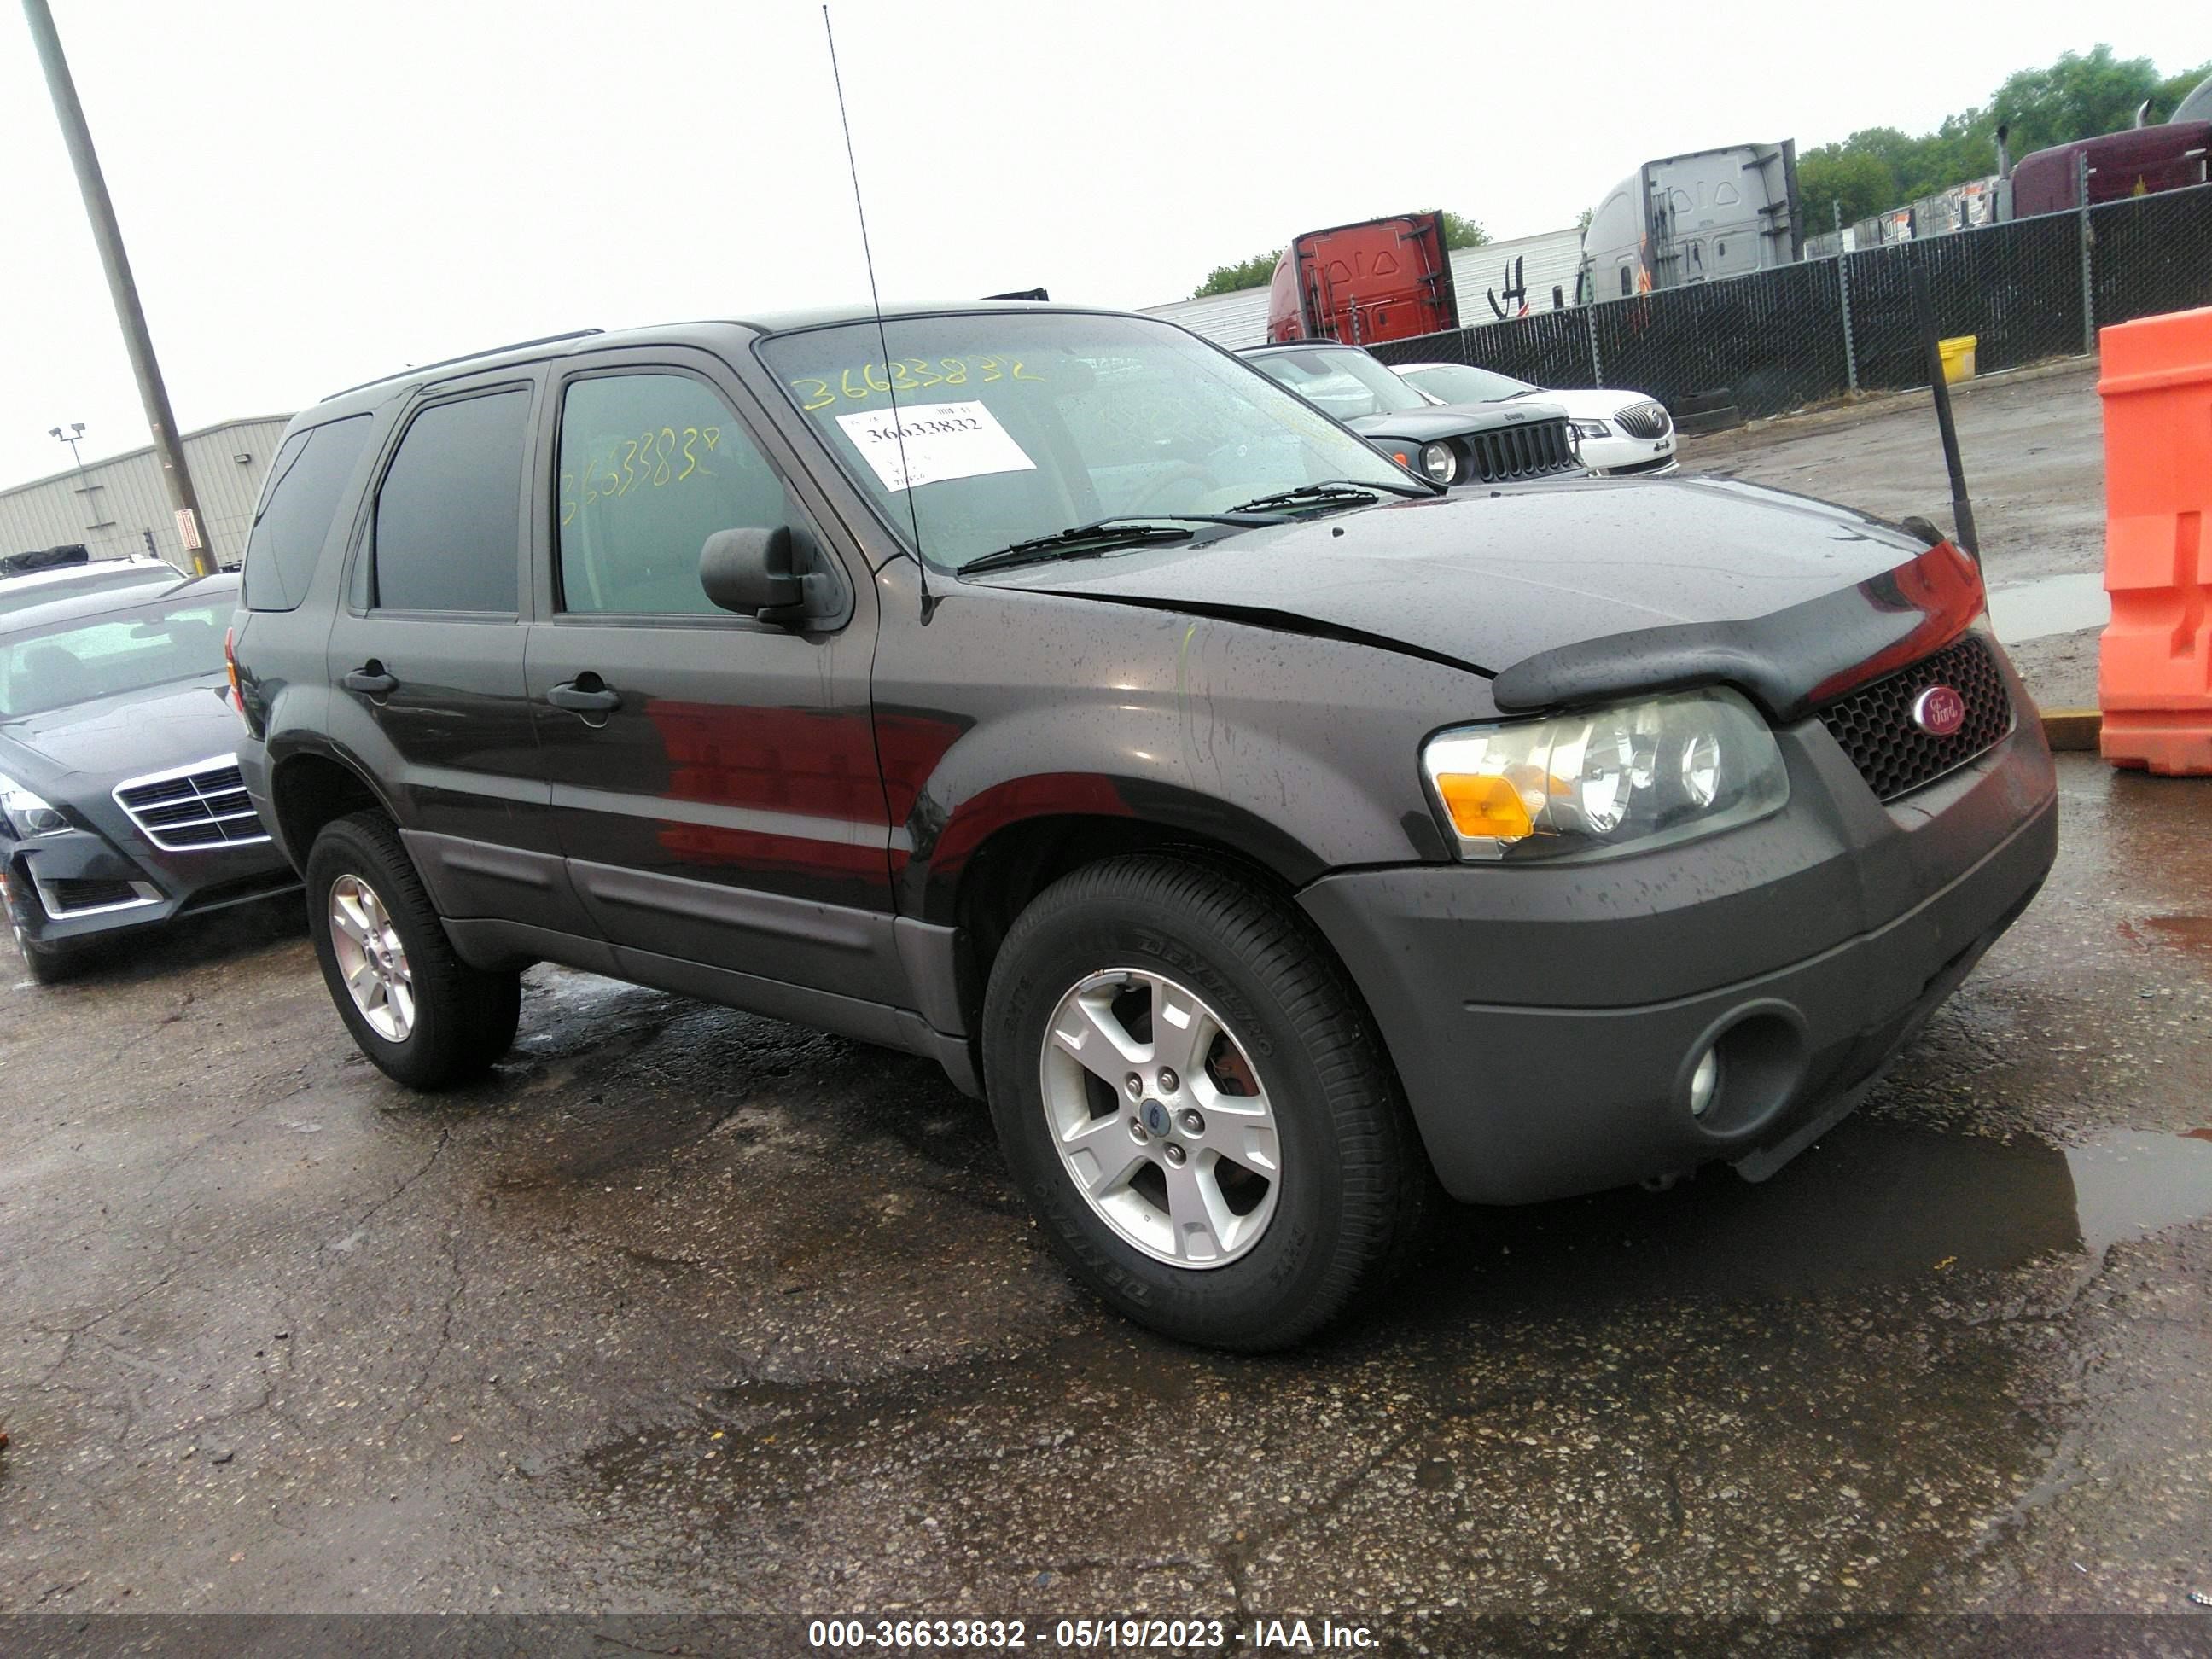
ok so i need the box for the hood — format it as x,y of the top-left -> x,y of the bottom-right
977,474 -> 1976,718
1534,387 -> 1664,423
0,674 -> 240,792
1346,401 -> 1568,443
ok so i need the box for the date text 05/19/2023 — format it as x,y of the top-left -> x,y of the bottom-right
804,1615 -> 1379,1650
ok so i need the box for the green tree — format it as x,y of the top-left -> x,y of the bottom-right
1795,45 -> 2212,224
1797,148 -> 1897,228
1991,45 -> 2169,155
1434,211 -> 1490,250
1191,250 -> 1283,298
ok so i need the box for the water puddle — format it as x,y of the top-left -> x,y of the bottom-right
2066,1130 -> 2212,1255
1985,571 -> 2109,644
1407,1121 -> 2212,1315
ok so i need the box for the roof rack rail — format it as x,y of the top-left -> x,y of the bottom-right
321,329 -> 604,401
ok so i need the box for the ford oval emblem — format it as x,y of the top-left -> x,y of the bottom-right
1912,684 -> 1966,737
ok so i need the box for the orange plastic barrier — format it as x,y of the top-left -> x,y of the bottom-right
2098,305 -> 2212,774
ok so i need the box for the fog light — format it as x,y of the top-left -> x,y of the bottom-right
1688,1046 -> 1720,1118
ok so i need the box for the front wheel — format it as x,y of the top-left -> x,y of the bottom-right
982,855 -> 1433,1350
305,812 -> 520,1088
8,899 -> 84,986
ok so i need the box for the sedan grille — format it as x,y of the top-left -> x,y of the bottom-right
114,756 -> 270,852
1465,417 -> 1580,484
1815,632 -> 2013,802
1614,402 -> 1672,439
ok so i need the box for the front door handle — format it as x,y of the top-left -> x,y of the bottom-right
546,677 -> 621,714
343,663 -> 397,696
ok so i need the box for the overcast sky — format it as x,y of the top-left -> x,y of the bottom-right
1,0 -> 2203,488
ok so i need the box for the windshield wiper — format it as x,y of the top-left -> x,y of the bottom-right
1226,478 -> 1436,515
958,517 -> 1260,577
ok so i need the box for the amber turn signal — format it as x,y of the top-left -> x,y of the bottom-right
1434,772 -> 1534,839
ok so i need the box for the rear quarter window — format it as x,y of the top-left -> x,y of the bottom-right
241,416 -> 373,612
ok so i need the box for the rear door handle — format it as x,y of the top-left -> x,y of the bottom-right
546,677 -> 621,714
343,664 -> 397,696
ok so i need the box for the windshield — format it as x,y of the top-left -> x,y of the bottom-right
1399,362 -> 1540,404
758,312 -> 1417,572
1243,347 -> 1431,420
0,595 -> 228,719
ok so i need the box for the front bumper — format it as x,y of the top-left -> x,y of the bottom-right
1583,433 -> 1679,475
3,820 -> 296,956
1299,701 -> 2058,1205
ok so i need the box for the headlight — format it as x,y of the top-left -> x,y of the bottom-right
1421,689 -> 1788,861
0,771 -> 70,839
1570,419 -> 1613,440
1419,441 -> 1459,485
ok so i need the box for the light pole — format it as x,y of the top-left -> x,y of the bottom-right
49,422 -> 86,472
23,2 -> 217,575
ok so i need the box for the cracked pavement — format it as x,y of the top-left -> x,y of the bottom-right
3,385 -> 2212,1650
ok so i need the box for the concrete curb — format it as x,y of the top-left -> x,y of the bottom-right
2040,708 -> 2102,751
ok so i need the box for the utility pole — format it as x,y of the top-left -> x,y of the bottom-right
23,0 -> 216,575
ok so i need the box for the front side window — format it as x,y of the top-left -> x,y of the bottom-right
759,312 -> 1415,571
556,373 -> 789,615
242,415 -> 372,611
0,596 -> 228,719
372,389 -> 530,613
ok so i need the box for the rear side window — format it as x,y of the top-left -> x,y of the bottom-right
241,416 -> 371,611
371,389 -> 531,613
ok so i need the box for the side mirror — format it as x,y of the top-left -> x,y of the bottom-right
700,526 -> 806,624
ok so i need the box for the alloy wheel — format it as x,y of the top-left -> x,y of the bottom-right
328,873 -> 415,1041
1039,968 -> 1282,1268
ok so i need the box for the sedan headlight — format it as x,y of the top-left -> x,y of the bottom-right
1421,689 -> 1788,861
1570,418 -> 1613,440
1418,441 -> 1459,486
0,771 -> 70,839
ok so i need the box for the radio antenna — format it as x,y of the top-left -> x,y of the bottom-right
824,5 -> 935,622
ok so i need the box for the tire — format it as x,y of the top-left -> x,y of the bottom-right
982,854 -> 1435,1351
305,812 -> 520,1088
9,908 -> 84,986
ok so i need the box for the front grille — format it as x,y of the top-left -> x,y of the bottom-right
114,757 -> 269,852
1614,402 -> 1672,439
1465,417 -> 1580,484
41,877 -> 154,916
1816,632 -> 2013,802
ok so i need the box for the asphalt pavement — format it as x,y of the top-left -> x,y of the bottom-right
4,374 -> 2209,1654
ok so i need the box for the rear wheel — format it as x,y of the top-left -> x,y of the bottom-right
305,812 -> 520,1088
982,855 -> 1433,1350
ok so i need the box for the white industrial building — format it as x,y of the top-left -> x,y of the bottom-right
1140,225 -> 1587,349
0,415 -> 293,572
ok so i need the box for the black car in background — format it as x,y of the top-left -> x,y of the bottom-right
1239,340 -> 1581,486
232,304 -> 2055,1350
0,573 -> 297,981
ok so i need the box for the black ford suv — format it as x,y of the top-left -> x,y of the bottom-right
231,304 -> 2057,1350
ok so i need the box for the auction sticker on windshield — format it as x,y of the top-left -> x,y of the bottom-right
834,400 -> 1037,492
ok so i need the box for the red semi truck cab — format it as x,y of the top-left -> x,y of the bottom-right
1265,212 -> 1459,345
2005,122 -> 2212,217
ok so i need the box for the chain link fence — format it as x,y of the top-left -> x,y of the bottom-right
1370,183 -> 2212,421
